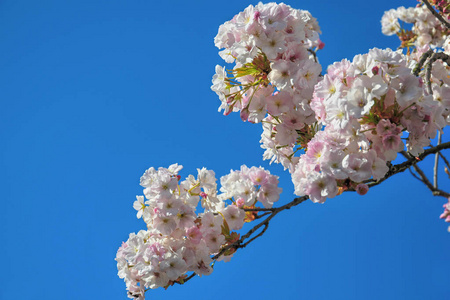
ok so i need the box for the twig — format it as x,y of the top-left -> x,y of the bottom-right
400,151 -> 450,198
255,211 -> 271,219
411,162 -> 434,191
439,152 -> 450,170
307,48 -> 318,63
434,131 -> 441,188
429,142 -> 450,170
365,142 -> 450,188
180,142 -> 450,288
413,49 -> 433,76
242,223 -> 269,247
413,163 -> 450,197
422,0 -> 450,30
408,167 -> 423,182
426,52 -> 450,94
212,195 -> 309,261
244,207 -> 275,212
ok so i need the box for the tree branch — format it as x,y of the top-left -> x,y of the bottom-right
400,151 -> 450,198
408,167 -> 423,182
412,163 -> 450,197
179,142 -> 450,287
422,0 -> 450,29
413,48 -> 433,76
434,131 -> 441,188
366,141 -> 450,188
425,52 -> 450,94
439,151 -> 450,170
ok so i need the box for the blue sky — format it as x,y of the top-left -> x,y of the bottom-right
1,0 -> 449,299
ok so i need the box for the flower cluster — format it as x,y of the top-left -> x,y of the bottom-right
117,2 -> 450,298
430,0 -> 450,20
381,3 -> 450,49
211,2 -> 323,171
382,2 -> 450,230
212,3 -> 448,204
293,48 -> 447,202
116,164 -> 281,299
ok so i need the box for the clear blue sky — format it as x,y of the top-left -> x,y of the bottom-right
1,0 -> 449,299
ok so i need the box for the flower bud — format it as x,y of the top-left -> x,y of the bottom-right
356,183 -> 369,195
372,66 -> 379,75
240,107 -> 249,122
235,197 -> 245,208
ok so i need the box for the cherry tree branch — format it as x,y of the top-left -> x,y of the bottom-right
400,151 -> 450,198
178,195 -> 309,285
413,49 -> 450,96
425,52 -> 450,94
413,49 -> 433,76
429,143 -> 450,170
408,167 -> 424,181
434,131 -> 442,188
307,48 -> 318,63
440,152 -> 450,170
410,164 -> 450,197
422,0 -> 450,30
366,141 -> 450,188
176,142 -> 450,288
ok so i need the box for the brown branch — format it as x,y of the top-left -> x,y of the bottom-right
429,143 -> 450,170
241,223 -> 269,248
413,48 -> 433,76
366,141 -> 450,189
426,52 -> 450,94
408,167 -> 423,182
307,48 -> 318,63
179,195 -> 309,286
440,152 -> 450,170
434,131 -> 442,188
179,142 -> 450,288
254,211 -> 271,219
244,207 -> 275,212
412,164 -> 450,197
422,0 -> 450,30
212,195 -> 309,261
400,151 -> 450,198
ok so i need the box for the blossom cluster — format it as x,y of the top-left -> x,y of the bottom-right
381,2 -> 450,121
116,164 -> 281,299
212,3 -> 448,204
117,2 -> 450,298
382,2 -> 450,230
381,3 -> 450,49
211,2 -> 323,171
430,0 -> 450,20
293,48 -> 446,202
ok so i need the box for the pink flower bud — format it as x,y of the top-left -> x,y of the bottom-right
317,39 -> 325,50
223,106 -> 233,116
240,108 -> 249,122
372,66 -> 379,75
356,183 -> 369,195
235,197 -> 245,208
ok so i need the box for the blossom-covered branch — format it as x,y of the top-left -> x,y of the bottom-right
117,2 -> 450,299
171,140 -> 450,287
422,0 -> 450,29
